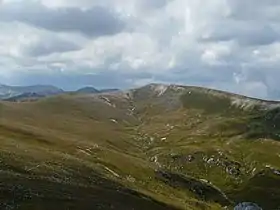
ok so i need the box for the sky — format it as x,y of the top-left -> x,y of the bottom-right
0,0 -> 280,99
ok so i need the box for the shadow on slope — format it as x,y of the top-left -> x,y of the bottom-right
155,170 -> 232,207
229,169 -> 280,210
0,167 -> 177,210
246,107 -> 280,140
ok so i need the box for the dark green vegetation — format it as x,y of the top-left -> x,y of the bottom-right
1,83 -> 280,209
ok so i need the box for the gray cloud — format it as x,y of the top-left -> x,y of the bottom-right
0,2 -> 125,37
197,0 -> 280,47
139,0 -> 171,10
228,0 -> 280,22
200,21 -> 280,47
24,37 -> 80,57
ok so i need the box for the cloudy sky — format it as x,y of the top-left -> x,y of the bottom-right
0,0 -> 280,99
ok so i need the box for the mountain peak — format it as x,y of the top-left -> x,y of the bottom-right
76,86 -> 99,94
76,87 -> 120,94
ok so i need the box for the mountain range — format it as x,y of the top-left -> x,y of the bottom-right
0,84 -> 63,100
0,83 -> 280,209
0,84 -> 119,101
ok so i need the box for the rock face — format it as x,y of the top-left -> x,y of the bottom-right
234,202 -> 263,210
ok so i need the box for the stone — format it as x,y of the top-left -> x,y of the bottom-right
234,202 -> 262,210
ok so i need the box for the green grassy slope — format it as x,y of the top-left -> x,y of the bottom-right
1,84 -> 280,210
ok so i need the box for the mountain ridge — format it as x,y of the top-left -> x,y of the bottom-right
1,82 -> 280,105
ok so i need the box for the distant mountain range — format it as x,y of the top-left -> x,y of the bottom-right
0,84 -> 63,100
0,84 -> 119,101
2,92 -> 46,102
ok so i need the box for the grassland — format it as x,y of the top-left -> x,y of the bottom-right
1,84 -> 280,209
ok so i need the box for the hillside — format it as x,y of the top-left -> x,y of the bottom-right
1,83 -> 280,210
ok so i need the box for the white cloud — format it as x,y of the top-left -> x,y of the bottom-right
0,0 -> 280,99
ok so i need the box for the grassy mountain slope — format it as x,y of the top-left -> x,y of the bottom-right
1,84 -> 280,209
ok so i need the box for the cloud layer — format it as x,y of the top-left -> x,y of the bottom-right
0,0 -> 280,99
